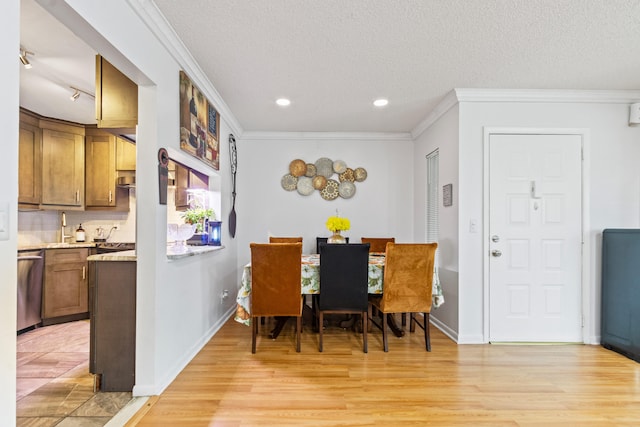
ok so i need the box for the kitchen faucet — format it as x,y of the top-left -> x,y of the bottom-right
60,211 -> 71,243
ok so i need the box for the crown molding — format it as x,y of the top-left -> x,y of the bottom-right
125,0 -> 243,136
241,131 -> 413,142
410,90 -> 459,140
455,88 -> 640,104
411,88 -> 640,140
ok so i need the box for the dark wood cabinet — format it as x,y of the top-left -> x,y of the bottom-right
40,120 -> 85,209
89,260 -> 136,392
42,248 -> 89,325
171,160 -> 209,211
18,111 -> 41,209
95,55 -> 138,129
85,130 -> 116,207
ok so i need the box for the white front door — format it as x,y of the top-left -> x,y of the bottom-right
489,133 -> 583,342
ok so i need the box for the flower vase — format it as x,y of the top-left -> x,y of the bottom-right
327,230 -> 346,244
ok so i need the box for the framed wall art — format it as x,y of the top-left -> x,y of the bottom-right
443,183 -> 453,207
179,70 -> 220,170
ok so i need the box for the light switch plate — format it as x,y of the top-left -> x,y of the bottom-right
0,202 -> 9,240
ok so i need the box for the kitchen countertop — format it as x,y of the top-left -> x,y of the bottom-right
88,250 -> 137,262
18,242 -> 98,251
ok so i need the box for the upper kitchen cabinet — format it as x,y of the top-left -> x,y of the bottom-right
116,137 -> 136,171
85,128 -> 116,208
85,128 -> 131,211
95,55 -> 138,130
40,118 -> 85,210
18,110 -> 42,209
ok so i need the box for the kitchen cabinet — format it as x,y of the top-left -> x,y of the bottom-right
89,259 -> 136,392
85,128 -> 131,211
40,119 -> 85,209
95,55 -> 138,129
18,110 -> 41,209
601,229 -> 640,362
171,160 -> 210,210
116,137 -> 136,170
42,248 -> 89,325
85,130 -> 116,207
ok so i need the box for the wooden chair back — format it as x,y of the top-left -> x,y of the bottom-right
269,236 -> 303,244
361,237 -> 395,252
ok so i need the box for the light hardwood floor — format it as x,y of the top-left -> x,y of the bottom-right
127,316 -> 640,426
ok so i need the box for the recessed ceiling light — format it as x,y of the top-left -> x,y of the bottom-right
373,99 -> 388,107
276,98 -> 291,107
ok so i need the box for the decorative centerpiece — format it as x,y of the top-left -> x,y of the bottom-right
326,214 -> 350,244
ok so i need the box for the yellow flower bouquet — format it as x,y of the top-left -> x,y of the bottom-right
326,216 -> 350,232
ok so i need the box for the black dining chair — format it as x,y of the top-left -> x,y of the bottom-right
316,236 -> 349,253
317,243 -> 370,352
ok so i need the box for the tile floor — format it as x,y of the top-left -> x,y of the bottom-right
16,320 -> 132,427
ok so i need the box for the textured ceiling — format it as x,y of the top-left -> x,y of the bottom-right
153,0 -> 640,133
19,0 -> 640,132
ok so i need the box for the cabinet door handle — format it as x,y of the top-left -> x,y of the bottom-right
76,190 -> 80,203
109,190 -> 113,203
82,266 -> 86,280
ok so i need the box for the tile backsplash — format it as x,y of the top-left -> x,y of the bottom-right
18,189 -> 137,245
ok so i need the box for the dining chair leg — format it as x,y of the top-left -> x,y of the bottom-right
424,312 -> 431,352
252,318 -> 258,354
362,312 -> 368,353
401,313 -> 406,326
410,313 -> 416,333
296,316 -> 302,353
318,311 -> 324,352
382,312 -> 389,352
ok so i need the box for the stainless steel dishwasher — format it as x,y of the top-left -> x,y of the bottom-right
17,250 -> 44,333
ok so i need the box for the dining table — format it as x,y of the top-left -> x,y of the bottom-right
234,253 -> 444,335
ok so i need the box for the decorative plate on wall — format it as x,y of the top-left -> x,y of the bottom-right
333,159 -> 347,174
305,163 -> 317,177
281,174 -> 298,191
338,181 -> 356,199
289,159 -> 307,177
354,167 -> 368,182
320,179 -> 340,200
312,175 -> 327,190
296,176 -> 314,196
315,157 -> 334,178
339,168 -> 355,182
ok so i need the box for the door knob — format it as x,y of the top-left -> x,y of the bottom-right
491,235 -> 500,242
491,249 -> 502,257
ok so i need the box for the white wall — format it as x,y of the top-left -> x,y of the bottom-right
0,1 -> 19,423
236,134 -> 414,264
457,95 -> 640,344
31,0 -> 240,396
413,105 -> 460,339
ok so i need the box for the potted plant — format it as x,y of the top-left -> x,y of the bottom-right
182,207 -> 216,245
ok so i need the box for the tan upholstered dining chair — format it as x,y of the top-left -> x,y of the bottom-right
368,242 -> 437,352
360,237 -> 395,253
250,242 -> 303,353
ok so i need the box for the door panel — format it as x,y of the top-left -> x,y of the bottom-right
489,133 -> 582,342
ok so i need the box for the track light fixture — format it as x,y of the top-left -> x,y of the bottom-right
19,47 -> 33,69
69,86 -> 95,102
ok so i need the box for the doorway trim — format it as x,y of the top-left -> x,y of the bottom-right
482,127 -> 592,344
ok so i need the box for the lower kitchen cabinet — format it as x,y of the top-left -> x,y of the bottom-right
89,260 -> 136,392
42,248 -> 89,325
